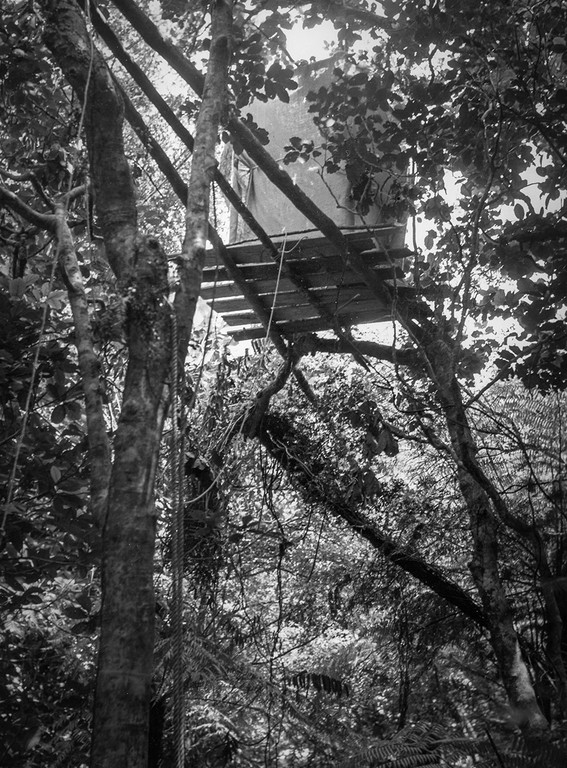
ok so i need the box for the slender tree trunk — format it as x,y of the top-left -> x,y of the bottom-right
175,1 -> 232,352
54,201 -> 111,523
0,188 -> 112,524
253,413 -> 489,627
424,336 -> 550,746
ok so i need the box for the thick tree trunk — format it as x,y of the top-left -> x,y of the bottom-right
92,236 -> 171,768
39,4 -> 158,764
40,3 -> 171,766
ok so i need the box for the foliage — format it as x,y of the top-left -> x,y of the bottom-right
1,0 -> 567,765
300,0 -> 567,391
0,274 -> 96,767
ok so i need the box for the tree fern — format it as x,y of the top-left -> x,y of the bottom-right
344,721 -> 567,768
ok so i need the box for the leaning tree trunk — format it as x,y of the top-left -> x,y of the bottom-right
424,336 -> 550,747
254,412 -> 488,628
40,0 -> 232,766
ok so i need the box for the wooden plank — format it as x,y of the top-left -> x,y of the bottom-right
208,285 -> 372,314
209,244 -> 410,268
274,296 -> 390,321
202,280 -> 320,302
201,277 -> 314,301
201,268 -> 408,303
202,226 -> 404,266
200,281 -> 244,301
228,307 -> 393,340
201,259 -> 403,286
220,296 -> 390,326
201,272 -> 376,300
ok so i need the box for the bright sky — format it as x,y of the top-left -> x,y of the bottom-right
284,20 -> 336,61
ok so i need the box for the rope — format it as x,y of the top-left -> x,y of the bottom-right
169,307 -> 186,768
167,188 -> 222,754
261,231 -> 287,356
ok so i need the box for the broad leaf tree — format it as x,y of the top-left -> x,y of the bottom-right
2,0 -> 232,765
1,0 -> 566,765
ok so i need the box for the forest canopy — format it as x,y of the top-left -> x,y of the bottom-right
1,1 -> 567,767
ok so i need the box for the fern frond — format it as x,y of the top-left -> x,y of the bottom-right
288,670 -> 350,698
345,721 -> 567,768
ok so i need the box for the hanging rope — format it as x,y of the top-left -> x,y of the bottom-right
169,306 -> 186,768
260,230 -> 287,360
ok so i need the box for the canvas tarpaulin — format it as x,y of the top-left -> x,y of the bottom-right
227,55 -> 405,245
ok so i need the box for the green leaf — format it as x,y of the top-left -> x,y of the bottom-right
51,404 -> 66,424
50,465 -> 62,483
63,604 -> 88,620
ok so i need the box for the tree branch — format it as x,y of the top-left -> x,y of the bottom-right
41,0 -> 137,279
0,166 -> 55,209
257,412 -> 488,629
297,333 -> 421,368
54,202 -> 111,524
0,185 -> 55,230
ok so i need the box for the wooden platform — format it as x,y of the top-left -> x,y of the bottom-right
201,228 -> 411,341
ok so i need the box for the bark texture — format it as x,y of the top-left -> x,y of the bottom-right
175,1 -> 233,358
55,202 -> 111,523
423,337 -> 550,744
43,0 -> 137,280
94,235 -> 171,768
40,3 -> 171,766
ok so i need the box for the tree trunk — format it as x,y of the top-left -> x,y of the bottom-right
39,4 -> 168,765
40,1 -> 231,764
253,413 -> 488,628
55,202 -> 111,523
175,0 -> 232,355
92,235 -> 171,767
424,336 -> 550,746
